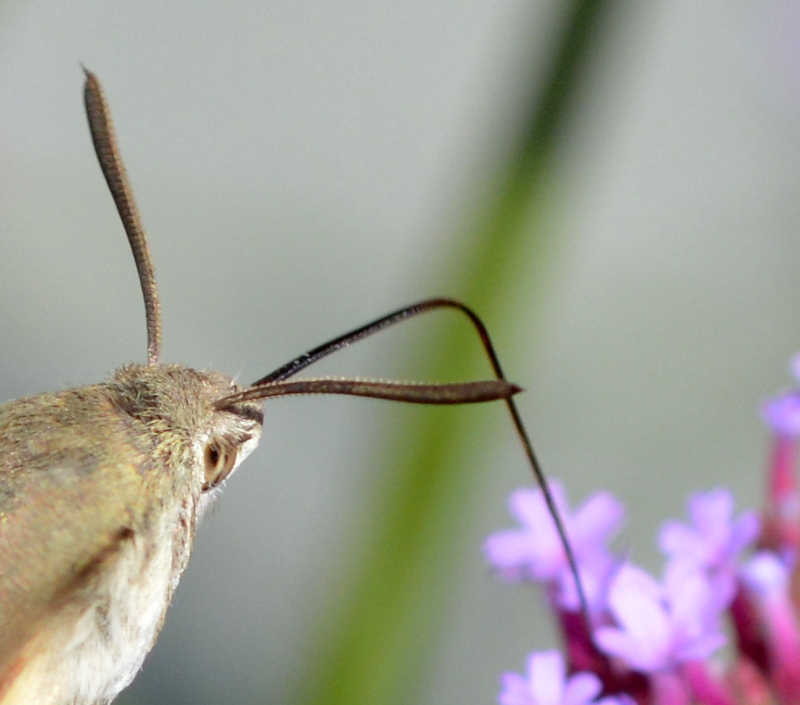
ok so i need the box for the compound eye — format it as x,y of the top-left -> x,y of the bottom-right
203,440 -> 237,490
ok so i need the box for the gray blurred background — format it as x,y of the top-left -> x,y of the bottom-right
2,1 -> 800,704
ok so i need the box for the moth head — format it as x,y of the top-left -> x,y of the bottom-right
107,364 -> 263,508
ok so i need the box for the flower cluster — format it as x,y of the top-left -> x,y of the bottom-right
485,358 -> 800,705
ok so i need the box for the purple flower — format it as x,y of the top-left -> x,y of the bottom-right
499,650 -> 623,705
762,391 -> 800,437
742,551 -> 790,597
486,354 -> 800,705
762,357 -> 800,436
741,551 -> 794,617
594,562 -> 727,673
740,552 -> 800,702
484,481 -> 624,609
658,488 -> 758,579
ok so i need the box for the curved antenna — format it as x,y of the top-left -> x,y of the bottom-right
83,69 -> 162,365
252,299 -> 486,385
218,298 -> 590,626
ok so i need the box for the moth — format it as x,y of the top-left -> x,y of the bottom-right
0,71 -> 577,704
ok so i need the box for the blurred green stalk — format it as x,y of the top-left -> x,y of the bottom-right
296,2 -> 619,704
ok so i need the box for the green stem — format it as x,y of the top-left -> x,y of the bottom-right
295,2 -> 621,704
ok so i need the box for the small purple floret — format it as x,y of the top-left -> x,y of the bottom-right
594,563 -> 727,673
762,391 -> 800,437
499,650 -> 624,705
484,481 -> 624,608
658,488 -> 758,577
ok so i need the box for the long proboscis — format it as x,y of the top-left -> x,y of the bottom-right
79,73 -> 590,631
218,298 -> 590,625
217,378 -> 520,407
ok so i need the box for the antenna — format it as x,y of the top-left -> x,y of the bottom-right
83,69 -> 162,366
217,297 -> 591,624
81,70 -> 590,630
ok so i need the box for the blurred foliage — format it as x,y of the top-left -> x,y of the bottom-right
295,2 -> 621,705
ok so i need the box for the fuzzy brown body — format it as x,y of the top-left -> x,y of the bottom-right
0,70 -> 525,704
0,365 -> 263,704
